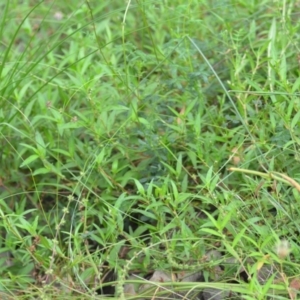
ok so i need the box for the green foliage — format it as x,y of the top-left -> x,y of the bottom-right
0,0 -> 300,299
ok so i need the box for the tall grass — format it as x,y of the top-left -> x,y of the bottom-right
0,0 -> 300,299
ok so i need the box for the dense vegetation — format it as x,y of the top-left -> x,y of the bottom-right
1,1 -> 300,299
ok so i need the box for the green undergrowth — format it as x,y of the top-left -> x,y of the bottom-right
0,0 -> 300,299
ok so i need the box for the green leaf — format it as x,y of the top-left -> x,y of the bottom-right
224,242 -> 240,259
200,228 -> 224,238
32,168 -> 50,175
19,143 -> 38,153
137,117 -> 152,129
95,148 -> 106,165
20,154 -> 39,168
59,121 -> 84,130
219,210 -> 233,231
232,227 -> 247,248
279,52 -> 286,82
176,153 -> 183,177
291,110 -> 300,130
132,208 -> 156,220
52,148 -> 71,157
170,180 -> 178,204
133,179 -> 145,196
35,131 -> 46,150
202,211 -> 220,230
16,216 -> 37,235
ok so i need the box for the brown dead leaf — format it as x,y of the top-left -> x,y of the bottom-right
290,278 -> 300,290
230,147 -> 243,165
176,106 -> 186,125
289,277 -> 300,300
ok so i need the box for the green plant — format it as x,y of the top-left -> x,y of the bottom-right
1,0 -> 300,299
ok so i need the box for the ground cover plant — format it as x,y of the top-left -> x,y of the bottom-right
0,0 -> 300,299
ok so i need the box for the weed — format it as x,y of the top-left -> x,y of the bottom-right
0,0 -> 300,299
